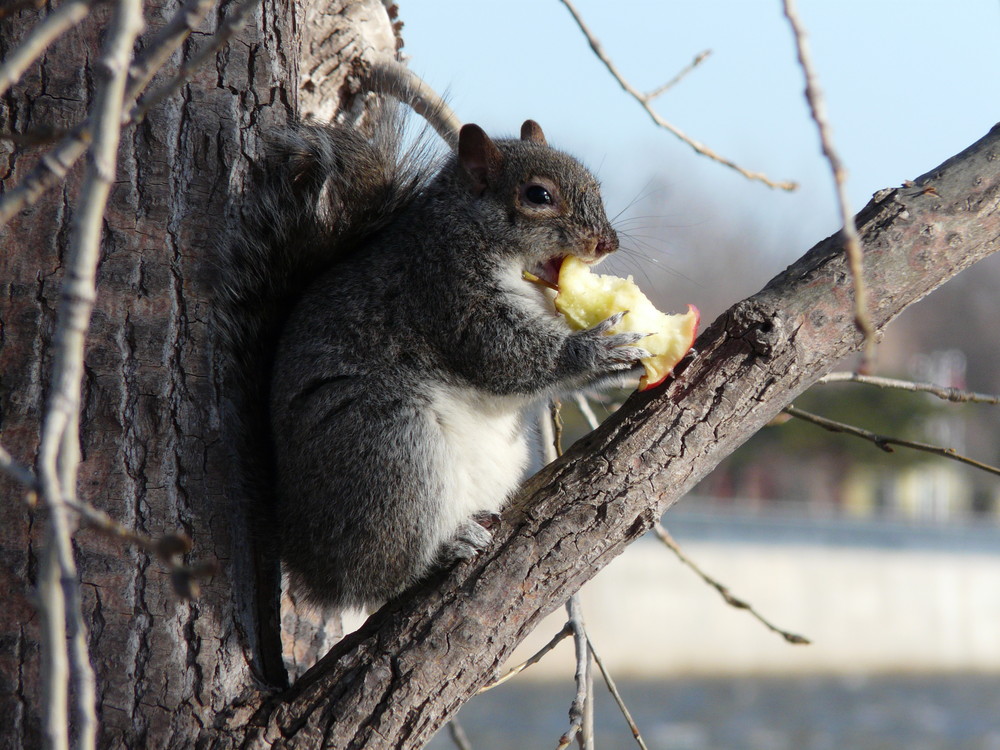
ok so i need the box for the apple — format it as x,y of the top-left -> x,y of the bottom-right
552,256 -> 699,390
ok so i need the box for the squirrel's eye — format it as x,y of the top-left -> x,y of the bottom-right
525,184 -> 553,205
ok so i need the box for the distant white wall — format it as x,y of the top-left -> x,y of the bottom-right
507,537 -> 1000,678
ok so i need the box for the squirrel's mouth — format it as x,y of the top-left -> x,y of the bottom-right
523,255 -> 565,291
526,254 -> 602,291
536,255 -> 565,287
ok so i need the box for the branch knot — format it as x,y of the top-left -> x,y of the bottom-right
724,302 -> 785,357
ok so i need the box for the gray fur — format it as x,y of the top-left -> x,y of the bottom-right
222,109 -> 633,610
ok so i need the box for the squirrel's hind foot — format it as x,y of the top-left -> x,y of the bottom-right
440,514 -> 498,561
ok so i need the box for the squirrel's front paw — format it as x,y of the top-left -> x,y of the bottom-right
440,516 -> 495,562
571,312 -> 651,372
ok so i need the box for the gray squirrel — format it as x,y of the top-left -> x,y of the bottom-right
220,103 -> 647,611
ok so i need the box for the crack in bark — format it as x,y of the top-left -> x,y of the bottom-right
15,626 -> 30,747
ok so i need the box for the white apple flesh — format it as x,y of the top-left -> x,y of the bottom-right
553,256 -> 699,390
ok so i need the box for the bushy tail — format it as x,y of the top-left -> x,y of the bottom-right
219,103 -> 439,493
220,104 -> 436,397
216,104 -> 440,681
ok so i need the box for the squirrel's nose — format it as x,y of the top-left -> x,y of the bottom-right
595,234 -> 618,257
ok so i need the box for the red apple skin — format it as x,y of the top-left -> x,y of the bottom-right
637,304 -> 701,392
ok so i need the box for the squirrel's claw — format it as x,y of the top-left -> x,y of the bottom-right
576,318 -> 651,364
441,517 -> 494,562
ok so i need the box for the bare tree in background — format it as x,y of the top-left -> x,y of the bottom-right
1,1 -> 998,748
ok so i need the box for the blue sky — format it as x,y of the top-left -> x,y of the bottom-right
401,1 -> 999,314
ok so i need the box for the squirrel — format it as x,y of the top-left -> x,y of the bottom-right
220,100 -> 647,612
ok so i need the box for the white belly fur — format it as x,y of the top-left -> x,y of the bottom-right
425,383 -> 529,545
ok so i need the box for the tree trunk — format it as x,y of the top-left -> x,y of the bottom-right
0,1 -> 398,746
1,2 -> 998,749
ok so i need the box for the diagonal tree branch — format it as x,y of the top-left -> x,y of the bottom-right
215,126 -> 1000,749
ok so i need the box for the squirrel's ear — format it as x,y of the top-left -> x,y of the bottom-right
520,120 -> 547,145
458,124 -> 503,196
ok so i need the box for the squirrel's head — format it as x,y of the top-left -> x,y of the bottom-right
455,120 -> 618,284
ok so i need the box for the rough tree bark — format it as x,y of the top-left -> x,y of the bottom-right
0,0 -> 397,746
0,2 -> 997,750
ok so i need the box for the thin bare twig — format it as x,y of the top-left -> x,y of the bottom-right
586,634 -> 650,750
550,399 -> 565,457
129,0 -> 262,124
0,126 -> 69,146
446,718 -> 473,750
2,444 -> 194,561
558,595 -> 595,750
125,0 -> 216,102
36,542 -> 69,750
477,623 -> 573,693
575,392 -> 809,718
573,392 -> 602,431
0,0 -> 98,98
819,372 -> 1000,404
0,4 -> 98,225
653,523 -> 811,645
646,49 -> 711,100
72,489 -> 212,596
784,405 -> 1000,477
64,497 -> 192,558
579,651 -> 594,750
782,0 -> 874,365
557,0 -> 796,191
537,407 -> 596,750
35,0 -> 144,746
0,442 -> 39,491
0,0 -> 261,227
544,392 -> 642,750
539,403 -> 556,463
1,0 -> 219,220
0,128 -> 91,227
543,409 -> 596,750
61,407 -> 96,750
